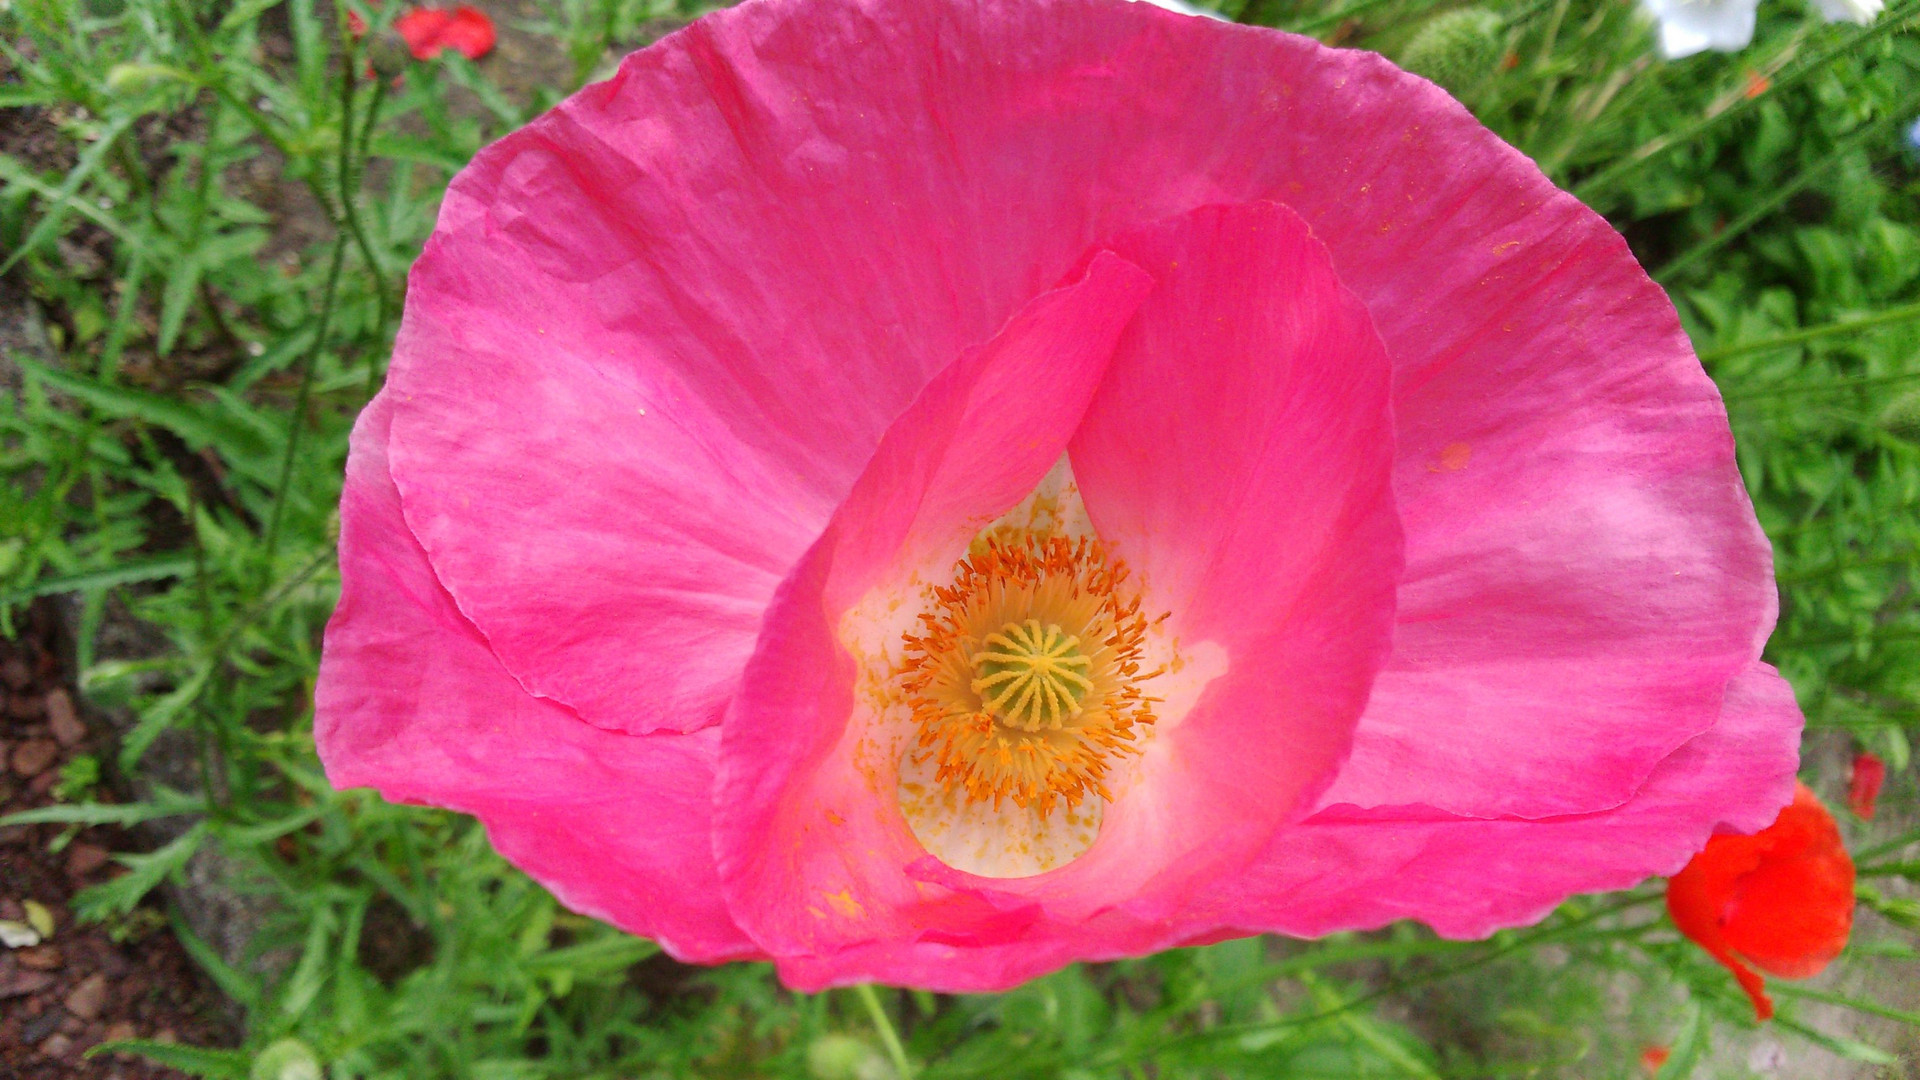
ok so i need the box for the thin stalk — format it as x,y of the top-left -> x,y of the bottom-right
261,234 -> 346,575
1657,86 -> 1920,283
1573,1 -> 1920,203
1101,895 -> 1659,1066
1707,301 -> 1920,368
1778,548 -> 1920,584
854,984 -> 914,1080
1856,825 -> 1920,863
334,20 -> 391,360
1292,0 -> 1405,35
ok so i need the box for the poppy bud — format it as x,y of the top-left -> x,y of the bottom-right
1849,751 -> 1886,820
1666,782 -> 1854,1021
1397,8 -> 1504,99
365,31 -> 414,81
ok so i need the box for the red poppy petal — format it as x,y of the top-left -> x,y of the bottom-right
1668,782 -> 1854,1019
394,8 -> 453,59
394,5 -> 494,60
441,6 -> 496,60
1720,787 -> 1855,978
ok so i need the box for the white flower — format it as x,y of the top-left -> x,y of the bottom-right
1640,0 -> 1759,58
1810,0 -> 1882,24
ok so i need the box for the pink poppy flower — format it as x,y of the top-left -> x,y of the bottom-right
316,0 -> 1802,990
394,4 -> 495,61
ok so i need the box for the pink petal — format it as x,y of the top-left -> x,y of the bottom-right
715,255 -> 1155,988
317,393 -> 759,962
1067,201 -> 1402,893
1185,662 -> 1802,940
721,203 -> 1401,991
385,0 -> 1771,799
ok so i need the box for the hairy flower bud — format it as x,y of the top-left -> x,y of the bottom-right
1398,8 -> 1504,99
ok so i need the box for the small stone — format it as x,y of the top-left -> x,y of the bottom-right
0,969 -> 54,999
21,1005 -> 64,1043
15,945 -> 61,970
65,843 -> 111,879
64,973 -> 109,1020
41,1032 -> 75,1060
11,738 -> 59,778
0,919 -> 40,948
45,690 -> 85,747
103,1019 -> 136,1043
1,657 -> 30,690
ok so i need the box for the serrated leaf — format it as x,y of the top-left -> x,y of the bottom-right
15,358 -> 275,464
0,552 -> 196,606
0,789 -> 200,828
120,664 -> 213,772
71,822 -> 207,922
86,1040 -> 250,1079
156,256 -> 204,356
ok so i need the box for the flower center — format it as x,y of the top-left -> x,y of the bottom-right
898,533 -> 1159,817
972,620 -> 1093,731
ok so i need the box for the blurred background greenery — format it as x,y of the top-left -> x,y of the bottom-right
1,0 -> 1917,1076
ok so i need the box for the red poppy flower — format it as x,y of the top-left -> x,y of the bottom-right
395,4 -> 495,61
1849,751 -> 1886,820
1639,1045 -> 1671,1075
1666,782 -> 1854,1020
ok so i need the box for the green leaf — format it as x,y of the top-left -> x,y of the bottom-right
522,934 -> 659,977
0,791 -> 200,828
0,552 -> 196,606
1654,1001 -> 1708,1080
218,0 -> 290,29
0,115 -> 135,276
15,358 -> 275,463
156,256 -> 204,356
0,85 -> 55,108
170,911 -> 264,1011
279,904 -> 335,1019
71,822 -> 208,922
87,1040 -> 250,1079
119,664 -> 213,772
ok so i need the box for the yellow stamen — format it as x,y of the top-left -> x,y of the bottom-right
896,533 -> 1160,818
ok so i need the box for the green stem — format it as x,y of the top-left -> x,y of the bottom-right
1573,1 -> 1920,204
854,984 -> 914,1080
333,20 -> 392,379
1103,895 -> 1659,1066
261,233 -> 346,575
1657,85 -> 1920,283
1706,300 -> 1920,368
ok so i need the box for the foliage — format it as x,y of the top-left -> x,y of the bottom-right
2,0 -> 1918,1075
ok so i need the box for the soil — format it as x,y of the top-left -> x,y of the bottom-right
0,600 -> 238,1079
